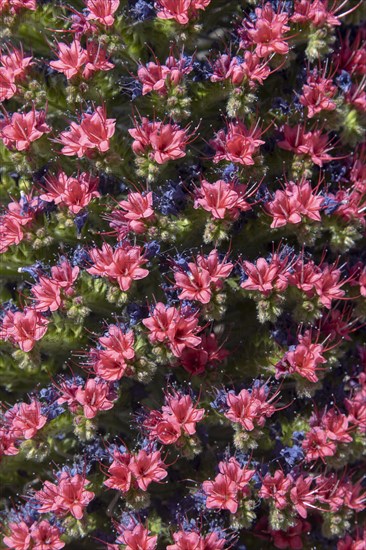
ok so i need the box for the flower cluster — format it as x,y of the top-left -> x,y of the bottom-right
1,0 -> 366,547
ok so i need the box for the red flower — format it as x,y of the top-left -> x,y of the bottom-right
179,333 -> 229,375
271,519 -> 311,550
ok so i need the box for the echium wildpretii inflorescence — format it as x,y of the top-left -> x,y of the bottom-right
0,0 -> 366,548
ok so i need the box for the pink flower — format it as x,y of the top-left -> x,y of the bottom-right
138,61 -> 170,95
86,0 -> 119,26
143,302 -> 202,357
210,120 -> 265,165
116,523 -> 157,550
194,179 -> 252,219
0,215 -> 24,253
289,476 -> 316,519
203,474 -> 239,513
50,39 -> 113,80
0,68 -> 17,101
59,105 -> 115,157
55,472 -> 95,519
0,45 -> 33,80
35,473 -> 94,519
271,520 -> 311,550
218,457 -> 256,493
167,531 -> 203,550
278,125 -> 334,167
0,0 -> 36,13
83,41 -> 114,78
267,179 -> 324,228
31,276 -> 62,312
225,389 -> 261,431
313,263 -> 345,308
78,105 -> 116,152
40,171 -> 100,213
104,450 -> 133,492
241,253 -> 289,295
240,3 -> 290,57
11,400 -> 47,439
75,378 -> 116,418
129,118 -> 192,164
30,520 -> 65,550
50,40 -> 87,79
302,427 -> 336,462
87,242 -> 149,291
51,259 -> 79,290
291,0 -> 342,27
99,324 -> 135,361
1,308 -> 49,352
276,331 -> 326,383
155,0 -> 211,25
91,324 -> 135,380
3,521 -> 31,550
109,191 -> 155,238
1,109 -> 50,151
162,391 -> 205,435
259,470 -> 292,510
137,54 -> 191,96
299,70 -> 337,118
129,449 -> 168,490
